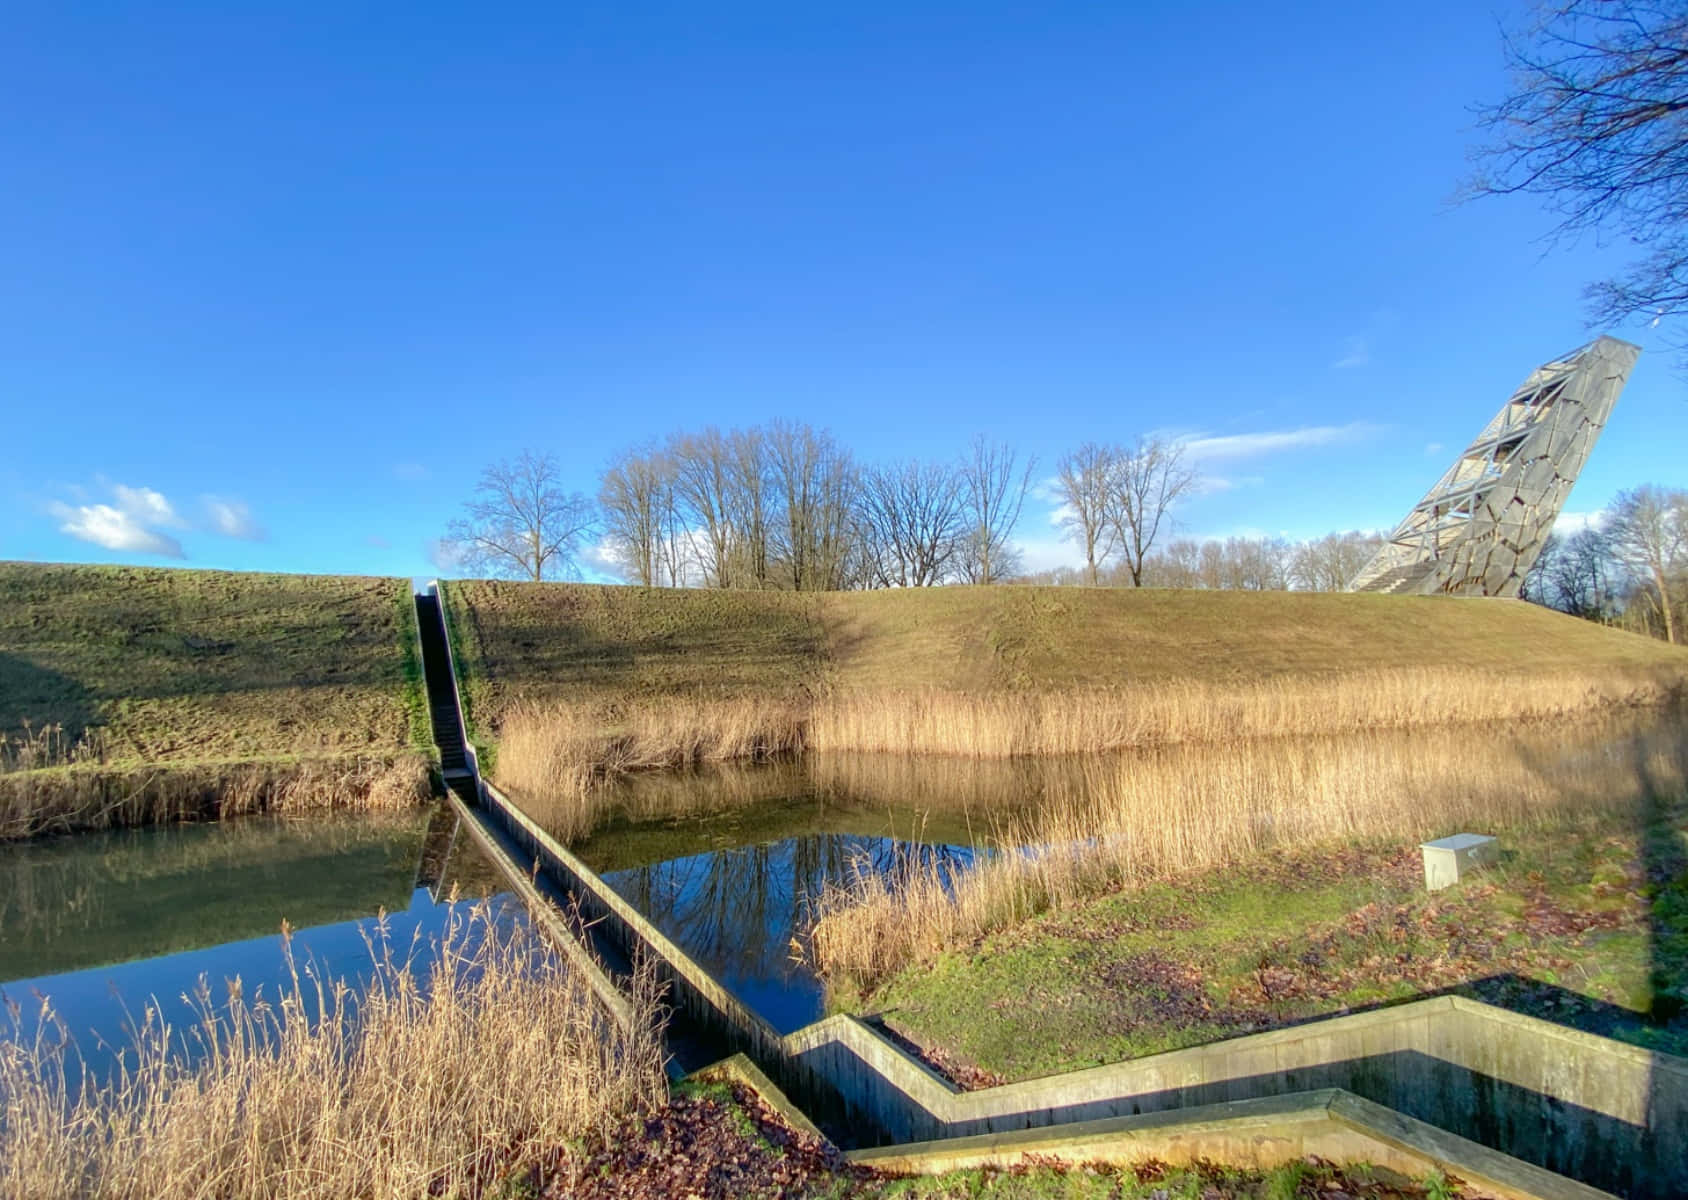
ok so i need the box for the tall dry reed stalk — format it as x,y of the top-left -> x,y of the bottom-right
808,713 -> 1688,991
494,696 -> 807,841
492,667 -> 1681,842
0,721 -> 105,774
0,901 -> 667,1200
0,753 -> 431,842
805,668 -> 1681,757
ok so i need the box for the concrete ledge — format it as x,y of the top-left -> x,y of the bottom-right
686,1053 -> 828,1144
441,789 -> 639,1035
850,1089 -> 1614,1200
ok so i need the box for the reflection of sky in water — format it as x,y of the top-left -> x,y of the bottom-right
1,887 -> 510,1079
602,834 -> 971,1033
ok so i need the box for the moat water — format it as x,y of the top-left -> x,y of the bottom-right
0,804 -> 500,1070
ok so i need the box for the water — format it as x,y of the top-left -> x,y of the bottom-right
0,804 -> 499,1070
563,756 -> 1021,1032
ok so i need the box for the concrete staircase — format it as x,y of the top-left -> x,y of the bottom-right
414,590 -> 475,790
1358,561 -> 1437,594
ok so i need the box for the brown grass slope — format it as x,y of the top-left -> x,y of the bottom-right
0,562 -> 430,837
449,580 -> 1688,814
449,579 -> 1688,717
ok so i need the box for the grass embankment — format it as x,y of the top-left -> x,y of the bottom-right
820,714 -> 1688,1082
0,563 -> 431,838
445,580 -> 1688,816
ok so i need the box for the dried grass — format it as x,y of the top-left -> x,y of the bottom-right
808,710 -> 1688,992
0,901 -> 667,1200
492,667 -> 1681,843
494,697 -> 807,841
0,753 -> 432,842
805,668 -> 1679,756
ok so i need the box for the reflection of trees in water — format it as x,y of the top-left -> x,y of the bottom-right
605,834 -> 973,981
0,811 -> 432,949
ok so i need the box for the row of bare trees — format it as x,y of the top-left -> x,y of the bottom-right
1021,530 -> 1384,593
599,425 -> 1039,590
442,446 -> 1685,641
1524,485 -> 1688,644
449,428 -> 1044,591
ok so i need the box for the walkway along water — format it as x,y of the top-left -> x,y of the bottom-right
411,582 -> 1686,1199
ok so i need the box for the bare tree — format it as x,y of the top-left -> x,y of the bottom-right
767,421 -> 859,591
1470,2 -> 1688,341
860,458 -> 964,587
727,427 -> 772,588
956,436 -> 1034,585
1054,442 -> 1118,585
1606,484 -> 1687,643
446,450 -> 595,581
1106,435 -> 1196,587
1289,531 -> 1383,592
1527,526 -> 1621,619
668,429 -> 738,588
599,445 -> 671,586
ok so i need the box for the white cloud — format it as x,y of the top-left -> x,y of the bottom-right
47,481 -> 193,558
365,534 -> 391,549
1331,337 -> 1370,370
393,463 -> 429,482
202,496 -> 265,541
111,484 -> 184,529
1011,534 -> 1081,574
1028,476 -> 1067,506
1181,422 -> 1379,462
1424,441 -> 1445,456
50,500 -> 184,558
426,538 -> 467,573
1552,509 -> 1608,535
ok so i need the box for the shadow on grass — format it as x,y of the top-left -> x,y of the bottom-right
0,653 -> 100,752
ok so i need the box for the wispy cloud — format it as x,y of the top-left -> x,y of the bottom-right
1181,422 -> 1380,462
1424,441 -> 1445,457
365,534 -> 391,549
393,462 -> 430,482
202,495 -> 265,541
426,538 -> 467,573
111,484 -> 184,529
1552,509 -> 1608,535
1011,534 -> 1080,574
47,480 -> 267,557
49,485 -> 186,558
1331,336 -> 1370,370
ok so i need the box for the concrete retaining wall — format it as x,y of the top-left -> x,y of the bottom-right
849,1089 -> 1613,1200
474,781 -> 1687,1196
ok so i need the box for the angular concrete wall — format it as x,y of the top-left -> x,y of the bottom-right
475,782 -> 1686,1197
850,1090 -> 1612,1200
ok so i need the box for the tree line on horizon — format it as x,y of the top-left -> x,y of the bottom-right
440,425 -> 1314,594
1521,485 -> 1688,646
441,432 -> 1686,643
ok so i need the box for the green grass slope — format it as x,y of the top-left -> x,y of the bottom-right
447,579 -> 1688,722
0,562 -> 425,765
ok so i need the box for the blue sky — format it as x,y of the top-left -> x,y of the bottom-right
3,1 -> 1684,578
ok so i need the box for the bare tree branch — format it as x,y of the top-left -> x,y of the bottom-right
1469,1 -> 1688,345
446,450 -> 595,581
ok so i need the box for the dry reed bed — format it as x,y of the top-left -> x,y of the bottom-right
0,753 -> 432,842
805,667 -> 1681,756
492,666 -> 1683,842
808,713 -> 1688,992
0,902 -> 667,1200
